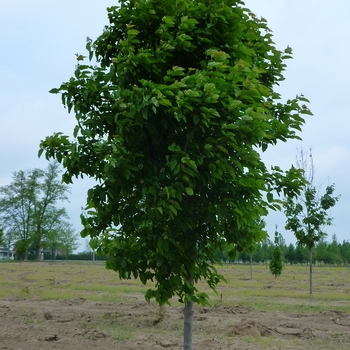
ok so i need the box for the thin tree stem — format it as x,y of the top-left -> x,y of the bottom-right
183,276 -> 194,350
309,249 -> 313,295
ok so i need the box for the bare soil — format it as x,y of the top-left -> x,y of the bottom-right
1,296 -> 350,350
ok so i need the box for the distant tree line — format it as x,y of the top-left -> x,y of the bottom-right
216,234 -> 350,266
17,250 -> 106,261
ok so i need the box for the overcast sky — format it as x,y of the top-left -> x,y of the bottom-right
1,1 -> 349,251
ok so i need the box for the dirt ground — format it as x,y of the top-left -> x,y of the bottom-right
1,296 -> 350,350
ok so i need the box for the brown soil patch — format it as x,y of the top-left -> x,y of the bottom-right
1,297 -> 350,349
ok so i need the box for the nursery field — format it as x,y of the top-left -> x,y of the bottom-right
0,261 -> 349,350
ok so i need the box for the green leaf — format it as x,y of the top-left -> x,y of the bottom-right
159,98 -> 172,107
163,16 -> 175,27
127,29 -> 139,36
267,192 -> 273,202
185,187 -> 194,196
168,143 -> 181,152
168,205 -> 177,216
169,159 -> 178,170
49,88 -> 60,94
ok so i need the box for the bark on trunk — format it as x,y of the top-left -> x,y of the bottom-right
309,248 -> 313,295
183,276 -> 194,350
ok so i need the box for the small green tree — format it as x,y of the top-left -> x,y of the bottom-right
284,149 -> 340,293
244,219 -> 266,279
269,226 -> 283,278
15,239 -> 29,261
39,1 -> 310,348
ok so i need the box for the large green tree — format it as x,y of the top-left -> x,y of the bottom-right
0,162 -> 70,260
39,1 -> 310,348
284,149 -> 339,294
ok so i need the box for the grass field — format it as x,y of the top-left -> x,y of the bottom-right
1,261 -> 350,350
1,260 -> 349,313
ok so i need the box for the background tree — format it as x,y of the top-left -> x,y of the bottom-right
58,224 -> 79,260
0,227 -> 16,259
252,238 -> 274,266
269,226 -> 283,278
284,149 -> 339,294
214,243 -> 237,263
327,234 -> 342,265
39,0 -> 310,348
31,163 -> 70,259
0,169 -> 40,259
15,239 -> 28,260
0,162 -> 71,260
43,221 -> 79,260
285,243 -> 296,264
340,240 -> 350,264
0,227 -> 3,246
243,219 -> 266,279
294,245 -> 308,264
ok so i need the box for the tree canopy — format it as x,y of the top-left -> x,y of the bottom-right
39,0 -> 311,348
284,149 -> 339,293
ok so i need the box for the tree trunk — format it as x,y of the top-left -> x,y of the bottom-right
183,276 -> 194,350
35,245 -> 41,261
309,248 -> 313,295
249,253 -> 253,279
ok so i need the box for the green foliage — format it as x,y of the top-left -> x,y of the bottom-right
58,225 -> 80,258
39,0 -> 309,307
269,226 -> 283,277
15,239 -> 29,260
284,243 -> 295,263
0,227 -> 3,246
284,150 -> 340,250
285,185 -> 339,249
284,149 -> 340,294
235,236 -> 350,266
43,222 -> 80,259
314,235 -> 343,265
339,240 -> 350,264
0,162 -> 71,259
252,238 -> 274,263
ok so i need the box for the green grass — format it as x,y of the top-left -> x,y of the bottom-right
1,261 -> 350,313
209,264 -> 350,312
